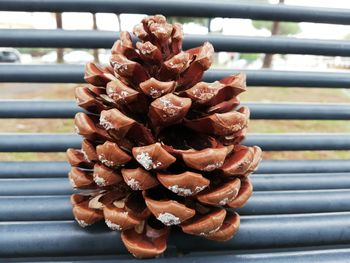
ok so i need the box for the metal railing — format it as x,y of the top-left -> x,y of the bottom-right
1,100 -> 350,119
1,29 -> 350,56
1,0 -> 349,24
1,0 -> 350,261
2,64 -> 350,87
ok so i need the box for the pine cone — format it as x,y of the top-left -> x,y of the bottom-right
67,15 -> 262,259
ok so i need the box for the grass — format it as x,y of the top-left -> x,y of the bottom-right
0,83 -> 349,161
0,119 -> 74,133
0,152 -> 67,161
249,120 -> 350,133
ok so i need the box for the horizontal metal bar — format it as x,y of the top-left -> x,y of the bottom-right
1,64 -> 350,88
238,190 -> 350,215
0,134 -> 82,152
1,29 -> 350,57
0,162 -> 69,178
1,160 -> 350,179
257,160 -> 350,174
173,212 -> 350,253
0,196 -> 72,221
2,172 -> 350,195
2,100 -> 350,120
0,221 -> 126,257
1,133 -> 349,152
2,190 -> 350,221
0,178 -> 72,195
248,103 -> 350,120
1,213 -> 350,256
252,173 -> 350,191
0,100 -> 80,118
0,1 -> 349,25
246,134 -> 350,151
3,247 -> 350,263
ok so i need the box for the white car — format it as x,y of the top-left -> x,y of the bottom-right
41,51 -> 57,63
64,50 -> 94,64
41,50 -> 95,64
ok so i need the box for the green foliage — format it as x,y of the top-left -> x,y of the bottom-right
167,17 -> 208,27
239,53 -> 260,62
252,20 -> 301,35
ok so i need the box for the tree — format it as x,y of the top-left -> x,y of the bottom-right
251,0 -> 301,68
116,14 -> 122,31
252,20 -> 301,36
92,14 -> 99,64
55,13 -> 64,63
167,17 -> 211,32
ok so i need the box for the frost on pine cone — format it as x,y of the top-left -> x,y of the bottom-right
67,15 -> 262,259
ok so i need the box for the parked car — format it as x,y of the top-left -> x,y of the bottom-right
41,50 -> 94,64
41,51 -> 57,63
0,48 -> 21,63
64,50 -> 94,64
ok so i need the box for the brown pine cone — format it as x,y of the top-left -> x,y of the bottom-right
67,14 -> 262,259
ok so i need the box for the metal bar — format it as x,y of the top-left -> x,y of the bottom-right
0,133 -> 82,152
1,160 -> 350,179
237,190 -> 350,215
1,213 -> 350,256
248,103 -> 350,120
0,100 -> 81,118
1,64 -> 350,88
1,133 -> 349,152
0,221 -> 126,257
252,173 -> 350,191
3,247 -> 350,263
0,178 -> 72,196
0,1 -> 349,25
2,173 -> 350,196
0,162 -> 70,178
246,133 -> 350,151
2,100 -> 350,120
2,190 -> 350,221
172,212 -> 350,253
257,160 -> 350,174
0,196 -> 72,221
1,29 -> 350,57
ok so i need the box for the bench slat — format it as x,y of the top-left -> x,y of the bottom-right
1,29 -> 350,56
2,100 -> 350,120
1,64 -> 350,88
1,160 -> 350,178
1,213 -> 350,256
0,0 -> 349,261
1,173 -> 350,195
1,133 -> 349,151
2,191 -> 350,220
3,247 -> 350,263
0,1 -> 349,25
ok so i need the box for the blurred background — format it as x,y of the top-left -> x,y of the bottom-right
1,0 -> 350,161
